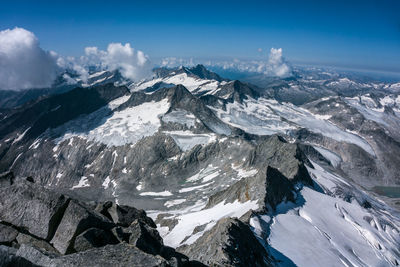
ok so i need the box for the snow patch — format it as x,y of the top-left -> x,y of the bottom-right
57,98 -> 170,147
72,176 -> 90,189
162,199 -> 259,247
140,191 -> 173,197
164,199 -> 186,208
163,131 -> 217,151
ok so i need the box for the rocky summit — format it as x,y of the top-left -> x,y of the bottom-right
0,65 -> 400,266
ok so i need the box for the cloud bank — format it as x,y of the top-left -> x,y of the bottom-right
0,27 -> 153,90
159,48 -> 292,78
0,27 -> 289,91
82,43 -> 152,81
0,28 -> 59,90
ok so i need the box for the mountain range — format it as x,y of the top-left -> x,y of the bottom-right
0,65 -> 399,266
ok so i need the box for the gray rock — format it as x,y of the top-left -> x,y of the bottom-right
50,199 -> 114,255
177,217 -> 272,267
110,226 -> 190,267
96,201 -> 156,228
109,219 -> 164,256
16,233 -> 59,254
0,181 -> 70,240
0,223 -> 18,245
73,228 -> 119,252
0,171 -> 14,187
0,245 -> 37,267
51,243 -> 168,267
206,166 -> 296,211
18,243 -> 170,267
16,244 -> 58,266
127,219 -> 163,255
253,135 -> 313,185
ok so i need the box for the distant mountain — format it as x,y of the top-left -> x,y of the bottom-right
154,64 -> 226,82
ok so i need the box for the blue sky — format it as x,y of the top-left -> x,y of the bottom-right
1,0 -> 400,72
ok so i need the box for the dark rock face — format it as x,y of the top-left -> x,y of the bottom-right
0,171 -> 14,187
0,181 -> 70,240
73,228 -> 119,252
253,135 -> 313,185
205,135 -> 312,211
0,83 -> 130,142
214,80 -> 260,103
264,166 -> 296,210
0,245 -> 38,267
96,201 -> 156,228
178,217 -> 272,267
189,64 -> 225,82
0,224 -> 18,246
206,166 -> 296,212
127,220 -> 164,255
50,199 -> 114,254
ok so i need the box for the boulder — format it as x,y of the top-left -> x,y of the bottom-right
15,244 -> 58,266
16,233 -> 58,254
177,217 -> 272,267
0,224 -> 18,245
73,228 -> 119,252
52,243 -> 168,267
0,245 -> 37,267
96,201 -> 156,228
0,171 -> 14,187
0,181 -> 70,240
110,219 -> 163,255
128,220 -> 164,255
50,200 -> 114,255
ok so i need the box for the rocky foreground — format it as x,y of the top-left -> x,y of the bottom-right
0,172 -> 274,266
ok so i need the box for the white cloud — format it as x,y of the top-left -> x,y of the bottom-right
56,56 -> 90,83
83,43 -> 152,81
268,48 -> 291,77
0,27 -> 59,90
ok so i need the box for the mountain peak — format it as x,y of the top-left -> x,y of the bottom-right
188,64 -> 224,82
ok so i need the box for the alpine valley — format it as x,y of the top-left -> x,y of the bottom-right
1,64 -> 400,266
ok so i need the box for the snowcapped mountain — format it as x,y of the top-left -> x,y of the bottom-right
1,65 -> 399,266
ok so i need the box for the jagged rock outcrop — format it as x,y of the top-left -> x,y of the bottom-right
214,80 -> 260,103
0,180 -> 70,240
14,243 -> 169,267
177,217 -> 272,267
122,84 -> 232,135
0,179 -> 196,266
72,228 -> 119,253
206,166 -> 296,211
50,199 -> 114,254
206,135 -> 313,211
252,135 -> 313,185
96,201 -> 156,227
